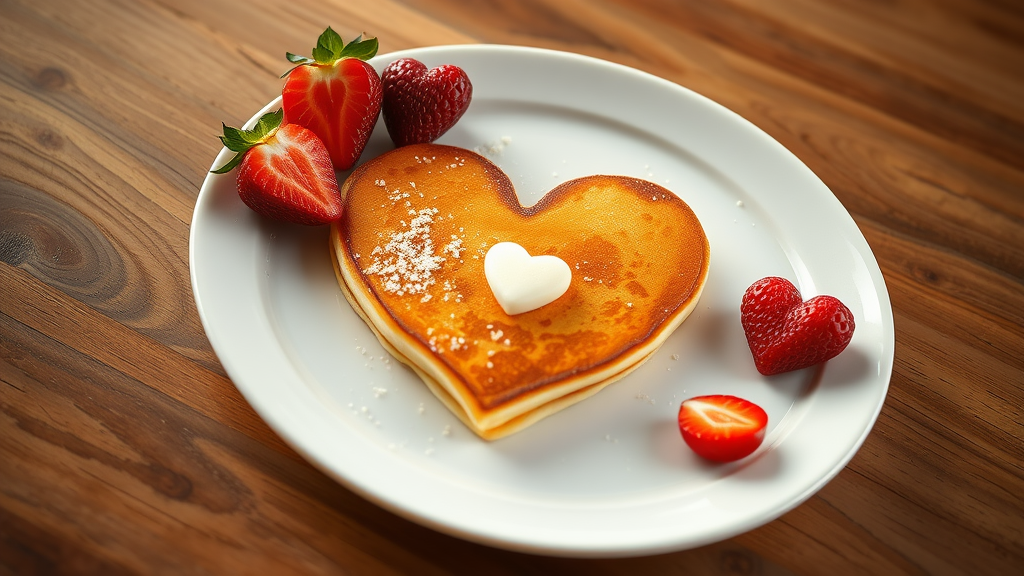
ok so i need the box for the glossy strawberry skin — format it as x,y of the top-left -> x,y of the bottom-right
283,58 -> 382,170
740,276 -> 855,375
381,58 -> 472,147
236,124 -> 342,225
678,395 -> 768,462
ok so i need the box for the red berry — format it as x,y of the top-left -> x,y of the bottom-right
740,276 -> 855,375
212,110 -> 342,225
381,58 -> 472,147
678,395 -> 768,462
281,28 -> 382,170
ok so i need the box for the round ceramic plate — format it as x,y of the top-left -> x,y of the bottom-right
190,45 -> 893,557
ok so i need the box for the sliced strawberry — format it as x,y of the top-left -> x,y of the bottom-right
212,110 -> 342,225
381,58 -> 472,147
281,27 -> 382,170
678,395 -> 768,462
740,277 -> 855,375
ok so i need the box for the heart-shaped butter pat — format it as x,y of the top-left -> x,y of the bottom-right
484,242 -> 572,315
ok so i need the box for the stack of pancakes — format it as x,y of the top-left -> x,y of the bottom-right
330,144 -> 709,439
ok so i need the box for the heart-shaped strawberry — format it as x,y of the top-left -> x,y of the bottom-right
381,58 -> 472,147
740,276 -> 855,375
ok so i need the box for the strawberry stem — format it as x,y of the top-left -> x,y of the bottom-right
280,27 -> 378,78
210,110 -> 284,174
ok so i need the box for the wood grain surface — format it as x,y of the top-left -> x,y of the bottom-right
2,0 -> 1023,574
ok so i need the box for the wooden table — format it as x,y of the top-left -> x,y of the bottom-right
2,0 -> 1022,573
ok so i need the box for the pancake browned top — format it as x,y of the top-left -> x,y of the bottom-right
332,144 -> 709,424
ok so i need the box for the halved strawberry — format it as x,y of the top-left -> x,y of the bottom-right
678,395 -> 768,462
281,27 -> 382,170
212,110 -> 342,225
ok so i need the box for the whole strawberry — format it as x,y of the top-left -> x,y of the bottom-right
381,58 -> 472,147
740,276 -> 855,375
212,110 -> 342,225
282,27 -> 382,170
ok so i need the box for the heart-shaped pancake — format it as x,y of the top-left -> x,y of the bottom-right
330,144 -> 709,439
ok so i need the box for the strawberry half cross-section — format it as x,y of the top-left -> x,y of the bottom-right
212,110 -> 342,226
281,27 -> 383,170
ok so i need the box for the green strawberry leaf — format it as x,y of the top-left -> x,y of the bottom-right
314,27 -> 345,63
343,34 -> 364,53
251,109 -> 283,140
340,35 -> 378,61
219,124 -> 251,152
282,27 -> 376,74
210,150 -> 247,174
286,52 -> 313,64
311,45 -> 334,64
211,110 -> 284,174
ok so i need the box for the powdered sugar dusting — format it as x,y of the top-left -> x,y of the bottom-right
475,135 -> 512,156
443,236 -> 464,259
363,208 -> 444,295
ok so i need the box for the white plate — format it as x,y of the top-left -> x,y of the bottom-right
190,45 -> 893,557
